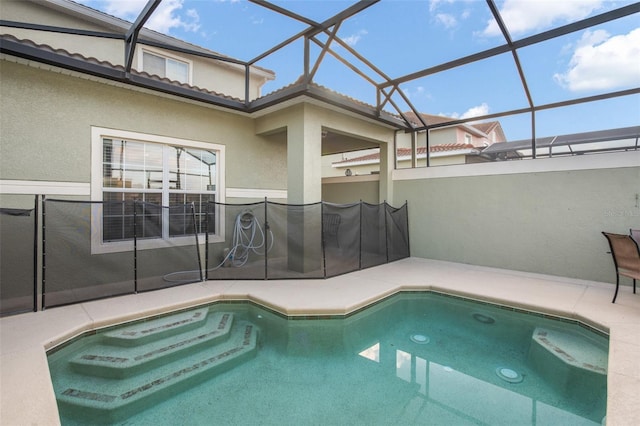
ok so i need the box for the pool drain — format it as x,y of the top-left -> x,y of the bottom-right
410,334 -> 430,344
472,312 -> 496,324
495,367 -> 523,383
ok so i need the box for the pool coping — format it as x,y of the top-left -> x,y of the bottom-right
2,257 -> 639,425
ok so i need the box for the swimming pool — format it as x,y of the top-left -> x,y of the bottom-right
47,292 -> 608,425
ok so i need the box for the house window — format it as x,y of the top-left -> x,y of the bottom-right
464,133 -> 472,144
142,50 -> 189,84
92,128 -> 225,253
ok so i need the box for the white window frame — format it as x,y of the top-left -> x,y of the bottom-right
91,127 -> 225,254
138,46 -> 193,85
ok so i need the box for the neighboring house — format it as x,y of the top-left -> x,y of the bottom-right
481,126 -> 640,160
326,112 -> 507,176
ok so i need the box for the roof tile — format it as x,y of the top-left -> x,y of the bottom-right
0,34 -> 243,102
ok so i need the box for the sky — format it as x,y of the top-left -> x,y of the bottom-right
75,0 -> 639,141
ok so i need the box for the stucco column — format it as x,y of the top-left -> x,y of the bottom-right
287,108 -> 323,272
286,115 -> 322,204
378,140 -> 394,204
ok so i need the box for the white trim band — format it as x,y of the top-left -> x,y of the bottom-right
0,180 -> 90,195
322,174 -> 380,184
226,187 -> 287,199
392,151 -> 640,181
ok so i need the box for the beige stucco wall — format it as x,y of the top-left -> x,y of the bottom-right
0,59 -> 286,193
322,177 -> 380,204
392,160 -> 640,283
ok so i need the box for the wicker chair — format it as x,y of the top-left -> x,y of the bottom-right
602,232 -> 640,303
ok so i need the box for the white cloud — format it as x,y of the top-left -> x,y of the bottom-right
147,0 -> 200,34
435,13 -> 457,29
342,29 -> 368,47
78,0 -> 200,34
460,103 -> 490,119
429,0 -> 456,13
443,103 -> 490,120
554,28 -> 640,91
482,0 -> 602,37
101,0 -> 146,18
403,86 -> 429,101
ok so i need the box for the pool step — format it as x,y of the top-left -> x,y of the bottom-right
69,312 -> 233,378
527,327 -> 607,392
102,307 -> 210,347
56,312 -> 259,424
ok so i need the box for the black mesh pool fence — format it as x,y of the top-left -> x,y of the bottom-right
0,202 -> 37,316
361,202 -> 387,269
205,201 -> 268,280
134,202 -> 203,292
43,199 -> 136,308
206,200 -> 409,280
322,202 -> 361,278
386,202 -> 410,262
0,198 -> 409,313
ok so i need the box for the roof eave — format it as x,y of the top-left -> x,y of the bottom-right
250,83 -> 409,130
0,40 -> 247,111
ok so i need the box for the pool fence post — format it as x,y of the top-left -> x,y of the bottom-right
191,202 -> 203,282
32,194 -> 39,312
41,195 -> 46,310
264,197 -> 268,280
384,200 -> 389,263
405,200 -> 410,258
133,200 -> 138,294
205,202 -> 210,280
358,200 -> 363,271
321,201 -> 326,279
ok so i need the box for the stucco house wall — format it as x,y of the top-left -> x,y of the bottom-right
0,59 -> 287,198
322,176 -> 380,204
391,155 -> 640,284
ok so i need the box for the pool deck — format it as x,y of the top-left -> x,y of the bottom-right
2,257 -> 639,425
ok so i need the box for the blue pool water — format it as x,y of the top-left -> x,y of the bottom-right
48,292 -> 608,425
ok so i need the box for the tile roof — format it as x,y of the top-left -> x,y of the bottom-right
1,33 -> 408,125
402,111 -> 457,127
0,34 -> 246,103
402,111 -> 503,139
256,75 -> 407,124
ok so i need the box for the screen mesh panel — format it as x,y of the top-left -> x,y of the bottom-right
43,200 -> 135,308
387,202 -> 410,262
361,202 -> 387,269
3,199 -> 409,313
0,206 -> 36,315
323,202 -> 361,278
135,202 -> 202,291
266,202 -> 325,279
205,201 -> 267,280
